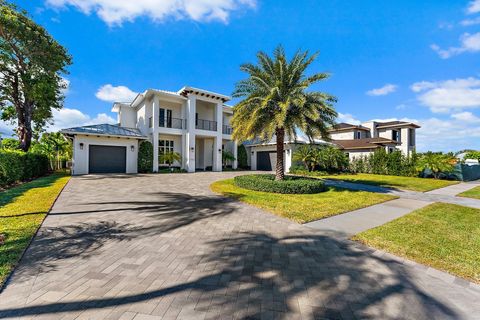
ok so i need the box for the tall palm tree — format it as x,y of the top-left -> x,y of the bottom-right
232,46 -> 337,180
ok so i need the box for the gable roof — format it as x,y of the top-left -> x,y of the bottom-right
333,137 -> 399,150
60,124 -> 147,139
328,122 -> 370,132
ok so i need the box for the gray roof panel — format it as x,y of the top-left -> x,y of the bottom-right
60,124 -> 146,138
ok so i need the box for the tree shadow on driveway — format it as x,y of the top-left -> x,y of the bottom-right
0,229 -> 460,319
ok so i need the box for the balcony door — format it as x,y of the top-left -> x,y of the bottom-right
159,108 -> 172,128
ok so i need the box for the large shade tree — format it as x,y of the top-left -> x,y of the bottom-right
0,1 -> 71,151
232,46 -> 337,180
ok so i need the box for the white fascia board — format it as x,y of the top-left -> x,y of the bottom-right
179,86 -> 231,101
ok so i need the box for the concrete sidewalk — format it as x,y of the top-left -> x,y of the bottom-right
309,179 -> 480,238
305,198 -> 432,238
325,179 -> 480,209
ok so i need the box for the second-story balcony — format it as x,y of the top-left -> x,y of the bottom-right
196,119 -> 217,131
159,117 -> 185,129
222,125 -> 233,135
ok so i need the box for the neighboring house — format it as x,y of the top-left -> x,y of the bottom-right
61,86 -> 237,175
328,121 -> 420,160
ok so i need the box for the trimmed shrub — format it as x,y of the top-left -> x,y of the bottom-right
349,149 -> 419,177
0,150 -> 50,187
138,141 -> 153,173
234,174 -> 326,194
237,144 -> 249,169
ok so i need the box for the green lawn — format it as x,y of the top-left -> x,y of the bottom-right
0,173 -> 70,286
322,173 -> 458,192
354,203 -> 480,284
210,179 -> 396,223
458,186 -> 480,200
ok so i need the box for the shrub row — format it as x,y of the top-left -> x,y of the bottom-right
349,149 -> 418,177
0,150 -> 50,187
234,174 -> 326,194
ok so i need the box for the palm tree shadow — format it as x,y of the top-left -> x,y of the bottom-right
0,231 -> 460,319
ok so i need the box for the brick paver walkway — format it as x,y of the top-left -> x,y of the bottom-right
0,172 -> 479,319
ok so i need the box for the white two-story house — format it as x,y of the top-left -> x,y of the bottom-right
61,86 -> 237,175
328,121 -> 420,160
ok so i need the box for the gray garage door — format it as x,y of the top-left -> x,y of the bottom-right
256,151 -> 276,171
89,145 -> 126,174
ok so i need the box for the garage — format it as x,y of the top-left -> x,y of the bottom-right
256,151 -> 276,171
89,145 -> 127,173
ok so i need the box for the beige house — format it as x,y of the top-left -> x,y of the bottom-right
62,86 -> 236,175
328,121 -> 420,160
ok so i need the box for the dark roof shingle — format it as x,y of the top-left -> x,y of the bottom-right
60,124 -> 146,138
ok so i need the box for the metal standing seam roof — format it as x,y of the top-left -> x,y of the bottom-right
60,124 -> 146,138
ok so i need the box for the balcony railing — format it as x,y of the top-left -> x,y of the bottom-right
196,119 -> 217,131
159,117 -> 184,129
222,125 -> 233,135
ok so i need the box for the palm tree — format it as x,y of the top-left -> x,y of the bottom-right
222,150 -> 236,169
293,145 -> 315,171
416,152 -> 455,179
159,151 -> 181,170
232,46 -> 337,180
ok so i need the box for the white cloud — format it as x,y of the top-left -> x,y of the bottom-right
366,84 -> 398,96
410,77 -> 480,113
47,108 -> 116,131
95,84 -> 138,103
451,111 -> 480,123
431,32 -> 480,58
337,112 -> 361,125
461,16 -> 480,26
45,0 -> 256,26
467,0 -> 480,14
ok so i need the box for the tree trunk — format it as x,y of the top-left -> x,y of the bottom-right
275,128 -> 285,181
17,101 -> 33,152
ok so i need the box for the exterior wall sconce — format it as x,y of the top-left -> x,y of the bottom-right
130,145 -> 135,152
218,149 -> 222,153
79,143 -> 84,150
251,151 -> 254,154
190,147 -> 195,151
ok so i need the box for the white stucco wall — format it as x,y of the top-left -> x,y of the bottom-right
196,100 -> 215,121
119,106 -> 137,128
72,135 -> 139,175
346,149 -> 376,161
330,131 -> 355,140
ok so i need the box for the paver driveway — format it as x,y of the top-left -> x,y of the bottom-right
0,172 -> 479,320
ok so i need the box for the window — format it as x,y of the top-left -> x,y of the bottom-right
392,130 -> 400,142
159,108 -> 172,128
148,117 -> 153,128
159,140 -> 174,164
408,128 -> 415,146
355,131 -> 361,139
195,113 -> 199,126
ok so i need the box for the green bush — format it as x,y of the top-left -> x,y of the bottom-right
349,149 -> 419,177
237,144 -> 249,169
465,151 -> 480,161
292,145 -> 348,173
138,141 -> 153,173
0,150 -> 50,187
234,174 -> 326,194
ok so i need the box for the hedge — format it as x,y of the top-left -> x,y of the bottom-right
138,141 -> 153,173
0,150 -> 49,187
234,174 -> 326,194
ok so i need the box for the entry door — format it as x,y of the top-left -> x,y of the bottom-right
88,145 -> 127,173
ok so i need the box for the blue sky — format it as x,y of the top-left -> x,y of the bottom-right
4,0 -> 480,151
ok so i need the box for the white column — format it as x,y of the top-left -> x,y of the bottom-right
186,96 -> 196,172
251,149 -> 257,171
152,96 -> 160,172
213,103 -> 223,172
233,141 -> 238,169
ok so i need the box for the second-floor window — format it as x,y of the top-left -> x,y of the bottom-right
392,130 -> 400,142
355,131 -> 361,139
159,108 -> 172,128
